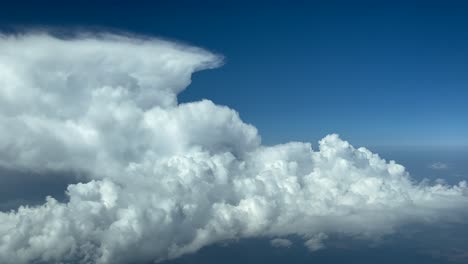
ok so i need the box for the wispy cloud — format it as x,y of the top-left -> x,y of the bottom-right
429,162 -> 449,170
270,238 -> 293,248
305,233 -> 328,252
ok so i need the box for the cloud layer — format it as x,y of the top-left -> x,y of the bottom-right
0,33 -> 467,264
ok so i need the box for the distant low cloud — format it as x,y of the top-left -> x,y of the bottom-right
0,33 -> 467,264
304,233 -> 328,252
270,238 -> 293,248
430,162 -> 449,170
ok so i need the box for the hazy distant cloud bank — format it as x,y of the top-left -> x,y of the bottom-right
0,33 -> 467,264
429,162 -> 449,170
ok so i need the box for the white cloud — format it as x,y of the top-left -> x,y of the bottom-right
0,33 -> 467,264
429,162 -> 448,170
271,238 -> 293,248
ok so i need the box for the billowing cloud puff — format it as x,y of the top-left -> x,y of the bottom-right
0,33 -> 467,264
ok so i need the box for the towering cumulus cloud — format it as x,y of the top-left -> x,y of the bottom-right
0,33 -> 467,264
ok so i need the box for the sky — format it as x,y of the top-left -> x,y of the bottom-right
0,1 -> 468,264
1,0 -> 467,147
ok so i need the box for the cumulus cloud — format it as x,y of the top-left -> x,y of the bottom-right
270,238 -> 293,248
0,33 -> 468,264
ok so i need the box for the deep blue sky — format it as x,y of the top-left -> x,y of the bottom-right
1,0 -> 467,147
